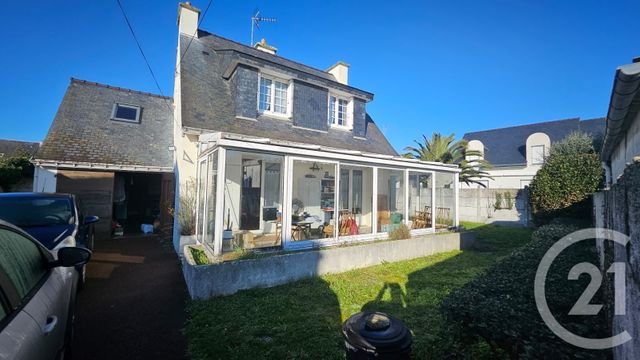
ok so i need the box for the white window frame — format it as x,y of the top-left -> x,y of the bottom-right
258,74 -> 292,118
328,94 -> 353,130
531,144 -> 545,165
111,103 -> 141,123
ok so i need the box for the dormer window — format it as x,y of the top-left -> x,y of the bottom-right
258,75 -> 290,117
531,145 -> 545,164
328,95 -> 351,129
111,103 -> 141,123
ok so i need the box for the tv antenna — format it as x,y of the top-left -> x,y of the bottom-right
250,9 -> 277,46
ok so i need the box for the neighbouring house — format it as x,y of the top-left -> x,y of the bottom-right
594,58 -> 640,360
172,3 -> 461,256
32,79 -> 175,239
462,117 -> 605,189
0,139 -> 39,158
457,117 -> 605,226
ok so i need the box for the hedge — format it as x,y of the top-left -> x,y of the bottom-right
529,152 -> 602,225
441,224 -> 610,359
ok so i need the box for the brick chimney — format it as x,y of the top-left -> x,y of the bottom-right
254,38 -> 278,55
178,2 -> 200,36
327,61 -> 349,85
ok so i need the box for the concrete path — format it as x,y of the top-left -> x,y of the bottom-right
71,234 -> 188,360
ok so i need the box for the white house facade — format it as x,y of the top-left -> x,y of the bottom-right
172,3 -> 461,257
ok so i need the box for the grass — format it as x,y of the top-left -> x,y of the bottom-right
185,222 -> 533,359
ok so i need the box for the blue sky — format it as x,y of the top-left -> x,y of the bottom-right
2,0 -> 638,152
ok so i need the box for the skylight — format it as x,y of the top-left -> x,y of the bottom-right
111,103 -> 141,123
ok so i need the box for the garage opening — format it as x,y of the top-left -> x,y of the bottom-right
112,172 -> 164,236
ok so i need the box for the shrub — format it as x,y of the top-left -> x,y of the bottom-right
0,151 -> 33,192
494,192 -> 503,210
388,223 -> 411,240
529,132 -> 603,225
441,224 -> 609,359
548,131 -> 595,157
169,179 -> 197,235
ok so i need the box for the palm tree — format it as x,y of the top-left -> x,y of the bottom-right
403,133 -> 492,187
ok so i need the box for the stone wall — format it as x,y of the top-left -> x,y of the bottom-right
594,159 -> 640,360
459,188 -> 531,226
182,231 -> 476,299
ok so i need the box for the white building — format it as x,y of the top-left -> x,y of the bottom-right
462,117 -> 605,189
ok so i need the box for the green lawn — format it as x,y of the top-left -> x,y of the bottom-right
185,223 -> 533,359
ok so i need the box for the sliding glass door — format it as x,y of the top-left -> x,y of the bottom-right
338,165 -> 373,237
224,150 -> 284,250
376,168 -> 405,233
408,171 -> 433,230
290,159 -> 337,240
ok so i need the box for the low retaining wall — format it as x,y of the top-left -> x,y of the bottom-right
182,231 -> 476,299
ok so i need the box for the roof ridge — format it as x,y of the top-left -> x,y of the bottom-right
464,117 -> 581,136
580,116 -> 606,122
69,78 -> 173,100
0,138 -> 40,144
198,30 -> 337,80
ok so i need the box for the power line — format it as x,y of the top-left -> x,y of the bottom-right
176,0 -> 214,75
115,0 -> 170,112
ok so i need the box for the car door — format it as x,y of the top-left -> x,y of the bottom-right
0,225 -> 70,360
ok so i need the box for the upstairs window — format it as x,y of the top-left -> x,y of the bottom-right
111,103 -> 141,123
328,95 -> 351,129
258,75 -> 289,116
531,144 -> 545,164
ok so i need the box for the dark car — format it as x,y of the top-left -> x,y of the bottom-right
0,193 -> 99,288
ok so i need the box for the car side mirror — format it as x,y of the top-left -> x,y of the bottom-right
84,215 -> 99,225
53,247 -> 92,268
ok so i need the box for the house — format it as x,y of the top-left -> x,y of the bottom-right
462,117 -> 605,189
32,79 -> 175,238
172,3 -> 461,256
31,2 -> 461,255
0,139 -> 39,158
594,58 -> 640,360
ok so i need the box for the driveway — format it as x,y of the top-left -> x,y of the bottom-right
71,234 -> 189,360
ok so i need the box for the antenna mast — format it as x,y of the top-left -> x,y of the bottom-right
250,10 -> 277,46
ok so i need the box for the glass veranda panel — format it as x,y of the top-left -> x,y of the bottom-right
408,172 -> 433,229
376,168 -> 405,233
338,165 -> 373,237
224,150 -> 284,250
291,160 -> 336,240
435,172 -> 456,229
203,151 -> 218,245
196,159 -> 207,243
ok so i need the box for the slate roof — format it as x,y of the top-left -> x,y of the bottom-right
463,117 -> 605,166
35,79 -> 174,169
178,31 -> 397,156
0,139 -> 39,157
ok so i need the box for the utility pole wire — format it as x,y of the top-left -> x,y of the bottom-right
176,0 -> 214,75
115,0 -> 170,107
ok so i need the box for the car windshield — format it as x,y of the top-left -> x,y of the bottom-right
0,197 -> 74,227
